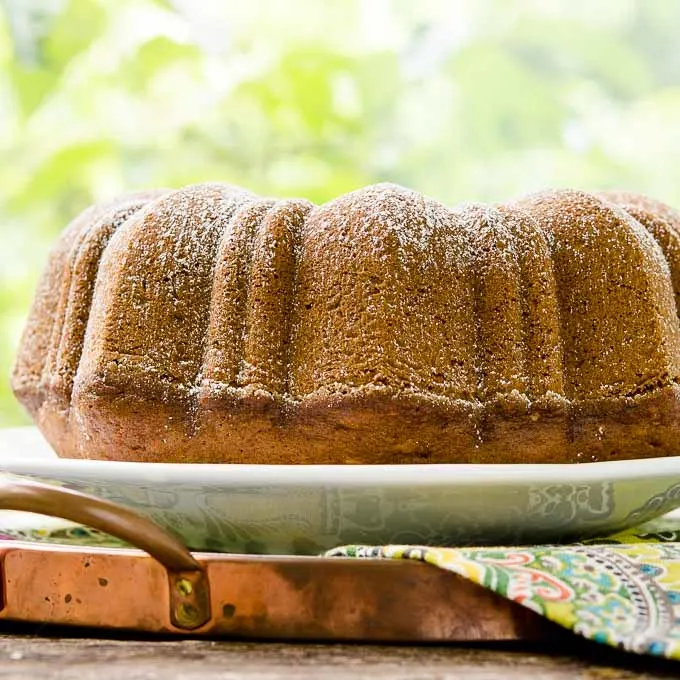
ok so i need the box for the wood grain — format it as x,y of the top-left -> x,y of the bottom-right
0,626 -> 678,679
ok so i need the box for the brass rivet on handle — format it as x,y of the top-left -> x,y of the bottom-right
177,578 -> 193,596
175,602 -> 200,627
169,571 -> 211,631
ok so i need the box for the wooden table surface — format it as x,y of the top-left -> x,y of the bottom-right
1,624 -> 679,679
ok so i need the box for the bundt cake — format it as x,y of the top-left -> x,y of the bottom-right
11,183 -> 680,464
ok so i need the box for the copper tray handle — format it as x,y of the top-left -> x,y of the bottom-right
0,475 -> 200,573
0,475 -> 210,629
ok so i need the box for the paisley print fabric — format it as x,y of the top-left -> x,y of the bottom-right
0,521 -> 129,547
327,516 -> 680,659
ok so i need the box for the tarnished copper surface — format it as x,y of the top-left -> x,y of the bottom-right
0,543 -> 547,641
202,555 -> 545,641
0,545 -> 172,631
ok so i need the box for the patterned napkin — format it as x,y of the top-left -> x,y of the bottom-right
327,516 -> 680,659
0,514 -> 129,548
4,510 -> 680,658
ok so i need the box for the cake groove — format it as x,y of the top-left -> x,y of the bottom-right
237,199 -> 311,398
464,203 -> 526,402
498,203 -> 565,402
198,199 -> 275,395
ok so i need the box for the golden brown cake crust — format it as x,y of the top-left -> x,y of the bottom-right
12,183 -> 680,463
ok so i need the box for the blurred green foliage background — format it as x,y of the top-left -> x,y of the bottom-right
1,0 -> 680,426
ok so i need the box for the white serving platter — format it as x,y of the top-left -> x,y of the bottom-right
1,427 -> 679,554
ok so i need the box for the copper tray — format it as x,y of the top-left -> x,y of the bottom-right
0,477 -> 553,642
